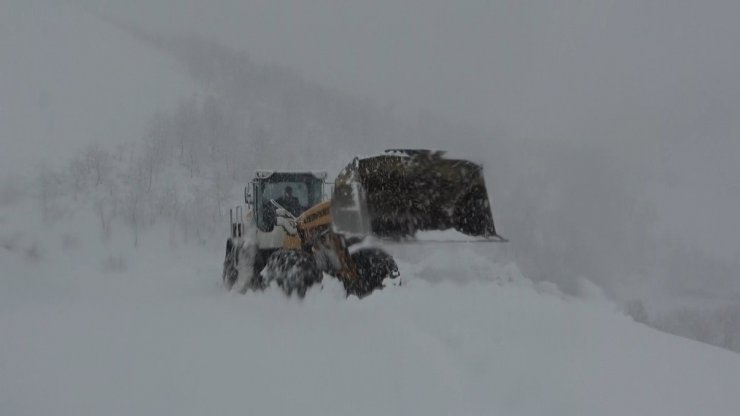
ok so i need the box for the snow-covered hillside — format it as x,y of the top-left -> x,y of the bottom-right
2,197 -> 740,416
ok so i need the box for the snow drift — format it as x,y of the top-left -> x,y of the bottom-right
2,201 -> 740,416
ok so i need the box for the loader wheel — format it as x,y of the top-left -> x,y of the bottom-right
223,238 -> 239,290
223,238 -> 260,293
453,186 -> 496,236
349,248 -> 399,297
261,249 -> 321,298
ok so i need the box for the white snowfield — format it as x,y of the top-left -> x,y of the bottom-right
2,209 -> 740,416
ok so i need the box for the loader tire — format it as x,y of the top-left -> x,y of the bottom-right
223,238 -> 239,290
223,238 -> 261,293
453,186 -> 496,236
349,248 -> 399,297
261,249 -> 321,298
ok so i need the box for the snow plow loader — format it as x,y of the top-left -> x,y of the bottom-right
223,149 -> 504,298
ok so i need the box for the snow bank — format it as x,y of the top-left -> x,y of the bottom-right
2,200 -> 740,416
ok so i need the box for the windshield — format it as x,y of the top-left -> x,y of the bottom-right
254,174 -> 324,231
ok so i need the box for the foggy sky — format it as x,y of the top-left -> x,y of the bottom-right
75,0 -> 740,144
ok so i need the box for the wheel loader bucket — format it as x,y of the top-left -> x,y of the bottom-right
331,150 -> 502,239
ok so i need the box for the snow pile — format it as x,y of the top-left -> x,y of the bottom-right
2,200 -> 740,416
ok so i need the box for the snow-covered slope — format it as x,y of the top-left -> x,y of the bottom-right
2,197 -> 740,416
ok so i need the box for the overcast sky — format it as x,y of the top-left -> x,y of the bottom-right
71,0 -> 740,146
5,0 -> 740,156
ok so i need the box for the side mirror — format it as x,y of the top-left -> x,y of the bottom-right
244,186 -> 253,205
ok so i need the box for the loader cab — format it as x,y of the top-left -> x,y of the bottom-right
248,171 -> 327,232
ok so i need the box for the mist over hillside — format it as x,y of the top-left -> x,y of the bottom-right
0,0 -> 200,178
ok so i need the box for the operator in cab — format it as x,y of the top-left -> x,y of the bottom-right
277,186 -> 301,217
